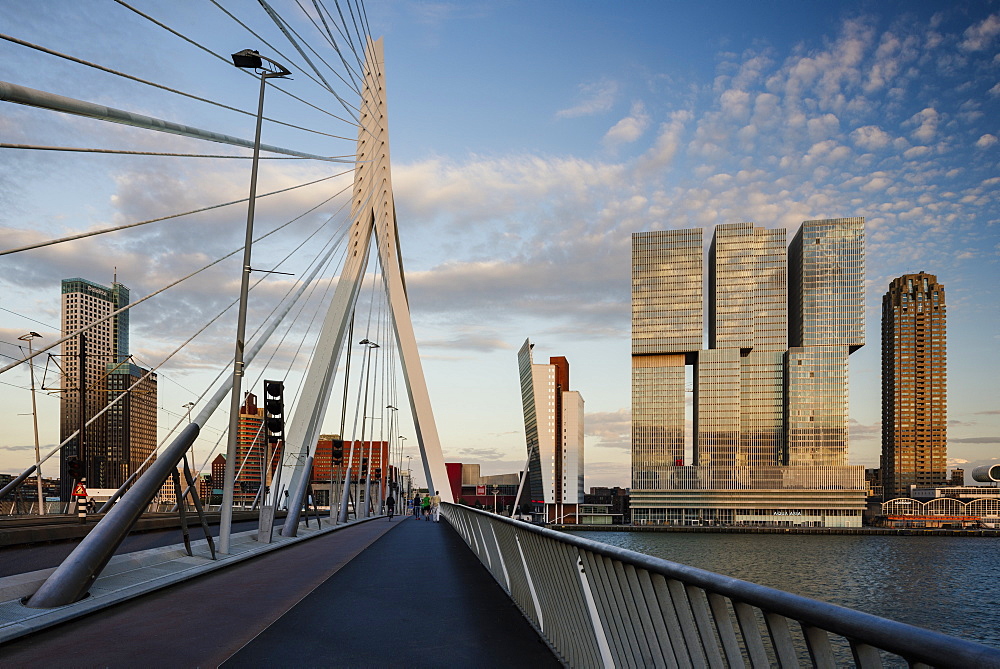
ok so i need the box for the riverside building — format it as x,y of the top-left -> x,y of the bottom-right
880,273 -> 948,499
630,219 -> 866,527
518,339 -> 585,523
59,277 -> 157,498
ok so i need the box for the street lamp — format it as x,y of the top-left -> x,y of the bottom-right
18,332 -> 44,515
219,49 -> 291,555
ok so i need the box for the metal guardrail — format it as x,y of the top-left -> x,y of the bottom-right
443,503 -> 1000,668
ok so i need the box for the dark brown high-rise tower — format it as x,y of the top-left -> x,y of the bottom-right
881,272 -> 947,499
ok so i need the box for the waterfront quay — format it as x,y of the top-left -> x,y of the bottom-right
554,524 -> 1000,537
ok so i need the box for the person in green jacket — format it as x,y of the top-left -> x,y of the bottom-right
421,494 -> 431,521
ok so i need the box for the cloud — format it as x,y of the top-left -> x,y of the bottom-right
420,331 -> 514,352
556,79 -> 619,118
586,408 -> 631,449
905,108 -> 940,143
850,125 -> 892,150
959,14 -> 1000,51
976,134 -> 998,149
604,101 -> 651,147
634,109 -> 692,178
950,436 -> 1000,444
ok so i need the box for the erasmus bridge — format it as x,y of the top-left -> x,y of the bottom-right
0,3 -> 998,667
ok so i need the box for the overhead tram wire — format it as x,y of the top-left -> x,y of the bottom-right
0,180 -> 353,376
0,144 -> 354,158
113,0 -> 362,129
0,170 -> 347,257
0,33 -> 350,141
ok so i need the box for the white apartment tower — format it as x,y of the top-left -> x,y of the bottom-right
518,339 -> 585,522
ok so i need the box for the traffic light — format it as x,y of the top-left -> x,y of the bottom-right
361,457 -> 369,476
263,380 -> 285,445
67,456 -> 83,481
331,438 -> 344,463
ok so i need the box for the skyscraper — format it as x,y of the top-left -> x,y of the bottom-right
631,230 -> 701,488
518,339 -> 585,522
60,277 -> 155,496
630,219 -> 866,527
786,218 -> 864,469
105,362 -> 157,489
881,273 -> 947,498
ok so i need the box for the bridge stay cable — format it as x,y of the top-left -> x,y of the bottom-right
281,37 -> 451,539
23,31 -> 450,608
0,33 -> 350,141
111,0 -> 360,129
100,206 -> 354,510
3,196 -> 350,505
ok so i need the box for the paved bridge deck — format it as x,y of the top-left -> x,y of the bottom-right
0,514 -> 559,667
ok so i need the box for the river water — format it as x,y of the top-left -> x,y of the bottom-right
566,530 -> 1000,650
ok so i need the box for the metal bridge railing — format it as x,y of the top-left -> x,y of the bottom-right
442,503 -> 1000,669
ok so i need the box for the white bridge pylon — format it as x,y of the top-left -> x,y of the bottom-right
277,37 -> 451,504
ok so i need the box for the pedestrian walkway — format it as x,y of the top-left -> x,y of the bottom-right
0,514 -> 559,667
224,514 -> 560,668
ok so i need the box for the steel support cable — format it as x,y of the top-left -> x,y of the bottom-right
111,0 -> 359,128
0,183 -> 348,376
265,0 -> 383,133
313,0 -> 366,85
0,143 -> 350,158
256,0 -> 357,114
99,224 -> 348,511
3,196 -> 349,504
340,0 -> 372,80
0,170 -> 346,257
293,2 -> 389,143
0,81 -> 348,161
294,0 -> 384,142
308,0 -> 363,92
254,0 -> 381,149
325,0 -> 370,82
336,247 -> 374,522
208,0 -> 337,98
0,33 -> 349,141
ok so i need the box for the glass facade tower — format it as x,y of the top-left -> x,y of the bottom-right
881,273 -> 947,498
631,219 -> 866,527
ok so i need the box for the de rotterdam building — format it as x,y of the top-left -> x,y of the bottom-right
630,218 -> 866,527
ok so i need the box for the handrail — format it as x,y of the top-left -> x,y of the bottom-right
443,503 -> 1000,668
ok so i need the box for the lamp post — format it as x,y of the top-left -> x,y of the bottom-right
405,453 -> 412,501
19,332 -> 44,515
220,49 -> 291,555
386,405 -> 397,496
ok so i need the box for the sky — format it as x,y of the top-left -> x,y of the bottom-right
0,0 -> 998,490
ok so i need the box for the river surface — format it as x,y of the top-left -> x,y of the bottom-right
566,530 -> 1000,650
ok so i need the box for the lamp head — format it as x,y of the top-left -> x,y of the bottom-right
231,49 -> 263,69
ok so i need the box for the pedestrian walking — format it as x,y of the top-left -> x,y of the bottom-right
430,490 -> 441,522
412,491 -> 422,519
385,493 -> 396,520
421,493 -> 431,520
